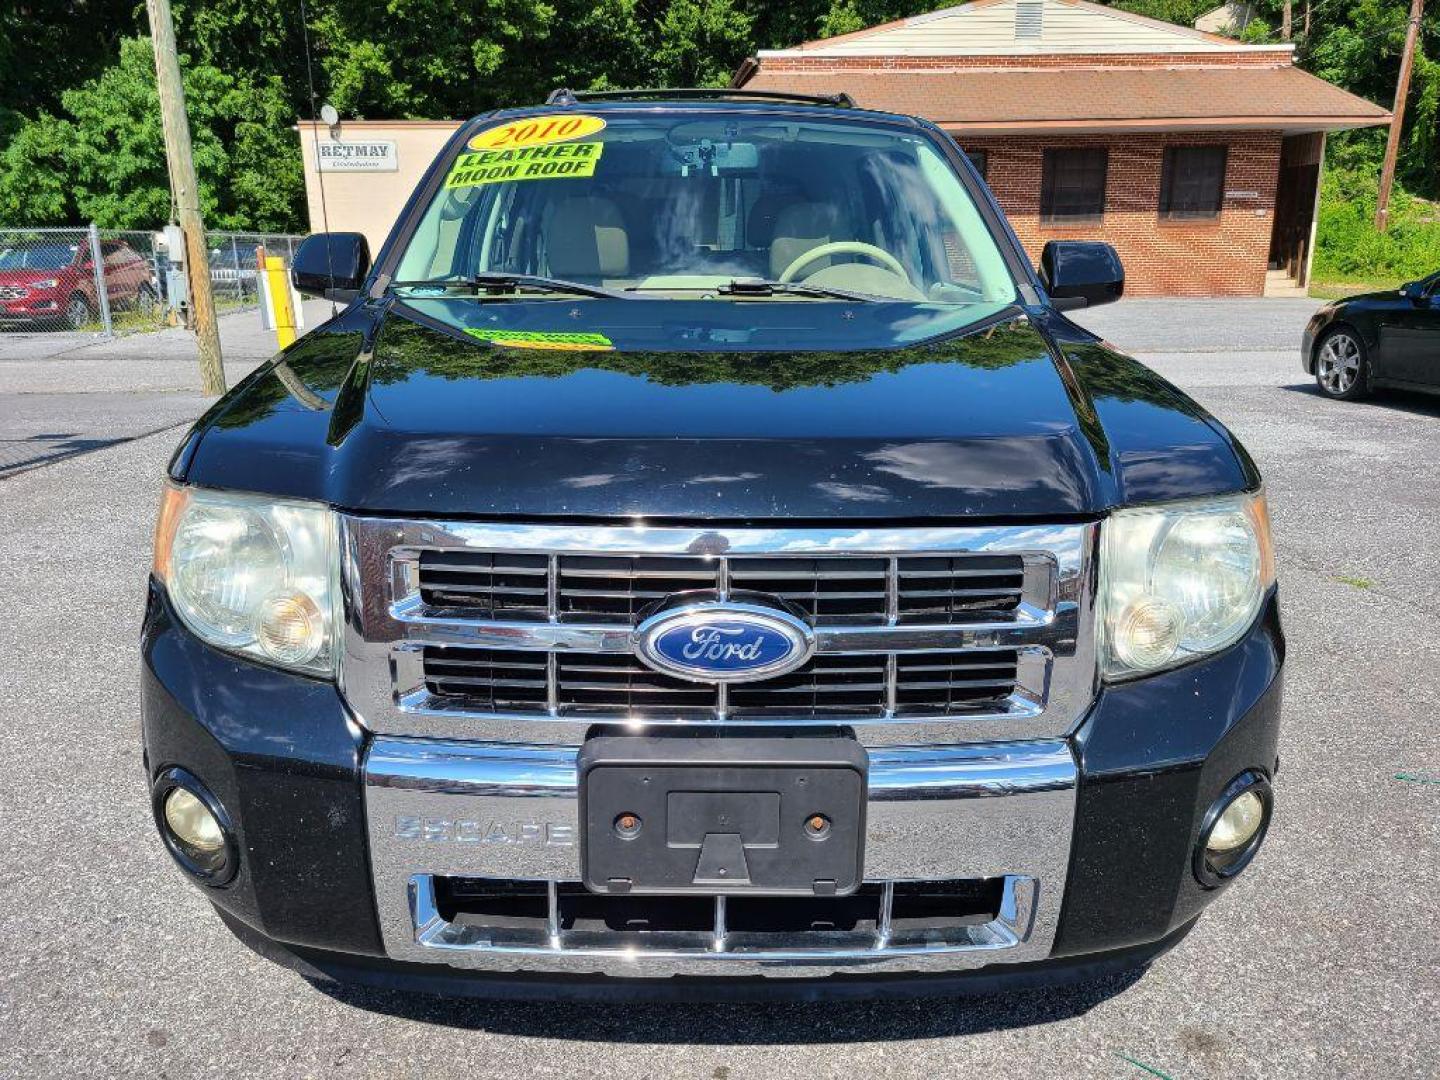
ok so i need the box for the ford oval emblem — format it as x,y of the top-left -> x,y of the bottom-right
634,602 -> 814,684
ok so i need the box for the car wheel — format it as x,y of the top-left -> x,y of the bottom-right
1314,328 -> 1370,400
135,283 -> 158,316
65,294 -> 92,331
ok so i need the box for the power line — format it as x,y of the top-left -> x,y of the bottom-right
298,0 -> 331,240
298,0 -> 337,316
1235,0 -> 1421,44
1247,10 -> 1418,47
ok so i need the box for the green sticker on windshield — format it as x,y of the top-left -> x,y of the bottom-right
446,142 -> 604,189
465,328 -> 614,351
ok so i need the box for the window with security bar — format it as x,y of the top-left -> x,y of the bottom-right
1040,148 -> 1108,224
1160,145 -> 1228,220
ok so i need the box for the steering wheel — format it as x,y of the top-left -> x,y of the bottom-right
778,242 -> 911,285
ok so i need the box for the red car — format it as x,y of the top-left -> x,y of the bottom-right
0,239 -> 158,330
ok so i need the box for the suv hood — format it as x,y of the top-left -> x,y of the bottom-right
180,298 -> 1256,519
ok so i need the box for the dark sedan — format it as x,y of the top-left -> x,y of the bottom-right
1303,271 -> 1440,400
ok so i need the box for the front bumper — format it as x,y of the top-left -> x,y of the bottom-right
141,581 -> 1284,993
1301,310 -> 1332,374
0,296 -> 64,323
366,738 -> 1074,976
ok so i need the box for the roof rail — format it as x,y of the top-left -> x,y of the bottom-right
544,87 -> 855,109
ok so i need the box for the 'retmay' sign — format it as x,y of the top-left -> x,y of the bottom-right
314,140 -> 399,172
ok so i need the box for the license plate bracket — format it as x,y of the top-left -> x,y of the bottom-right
578,736 -> 867,896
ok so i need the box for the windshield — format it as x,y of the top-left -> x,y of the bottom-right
0,245 -> 77,271
394,111 -> 1017,305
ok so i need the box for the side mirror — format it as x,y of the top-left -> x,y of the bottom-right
1040,240 -> 1125,311
291,232 -> 371,302
1400,280 -> 1423,300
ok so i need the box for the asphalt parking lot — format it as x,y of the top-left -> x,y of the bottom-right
0,302 -> 332,476
0,299 -> 1436,1079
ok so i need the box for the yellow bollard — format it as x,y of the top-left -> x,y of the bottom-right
264,255 -> 297,349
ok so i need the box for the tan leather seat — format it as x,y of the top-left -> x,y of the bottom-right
746,194 -> 800,251
769,203 -> 845,280
544,195 -> 630,281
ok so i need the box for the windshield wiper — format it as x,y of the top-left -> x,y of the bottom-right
391,273 -> 634,301
625,278 -> 883,302
722,278 -> 885,302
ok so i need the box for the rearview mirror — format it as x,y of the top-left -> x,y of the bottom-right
291,232 -> 371,302
1040,241 -> 1124,310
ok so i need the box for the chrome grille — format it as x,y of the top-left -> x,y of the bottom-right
558,555 -> 715,622
414,551 -> 1023,626
896,556 -> 1026,621
0,286 -> 28,300
422,647 -> 549,711
727,557 -> 891,623
423,645 -> 1020,717
418,551 -> 549,617
893,651 -> 1024,711
341,519 -> 1098,746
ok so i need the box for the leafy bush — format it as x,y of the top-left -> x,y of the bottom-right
1312,167 -> 1440,282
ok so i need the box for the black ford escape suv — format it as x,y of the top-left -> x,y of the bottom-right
142,91 -> 1282,999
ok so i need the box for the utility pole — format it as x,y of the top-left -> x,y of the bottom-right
145,0 -> 225,394
1375,0 -> 1425,232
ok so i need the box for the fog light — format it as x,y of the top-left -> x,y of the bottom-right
1207,791 -> 1264,853
164,788 -> 224,853
1195,771 -> 1272,887
152,768 -> 236,885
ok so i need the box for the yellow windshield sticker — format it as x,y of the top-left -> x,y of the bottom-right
446,141 -> 603,189
465,329 -> 615,352
469,115 -> 607,152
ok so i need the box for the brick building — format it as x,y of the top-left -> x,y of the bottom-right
731,0 -> 1390,296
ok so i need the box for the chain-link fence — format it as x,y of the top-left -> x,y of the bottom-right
204,231 -> 302,313
0,224 -> 305,336
0,226 -> 116,334
98,228 -> 167,335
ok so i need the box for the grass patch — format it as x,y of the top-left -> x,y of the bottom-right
70,293 -> 254,335
72,307 -> 169,335
1308,279 -> 1404,301
1312,169 -> 1440,287
1333,575 -> 1374,590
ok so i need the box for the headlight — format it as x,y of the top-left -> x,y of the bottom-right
153,485 -> 339,675
1099,491 -> 1275,680
31,278 -> 60,289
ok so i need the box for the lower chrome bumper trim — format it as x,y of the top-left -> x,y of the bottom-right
365,738 -> 1077,977
407,873 -> 1037,976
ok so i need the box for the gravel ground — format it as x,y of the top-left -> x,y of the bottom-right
0,300 -> 1436,1079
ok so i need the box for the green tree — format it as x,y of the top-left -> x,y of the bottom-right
652,0 -> 756,86
1105,0 -> 1218,28
0,0 -> 139,141
1293,1 -> 1440,197
0,35 -> 303,229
